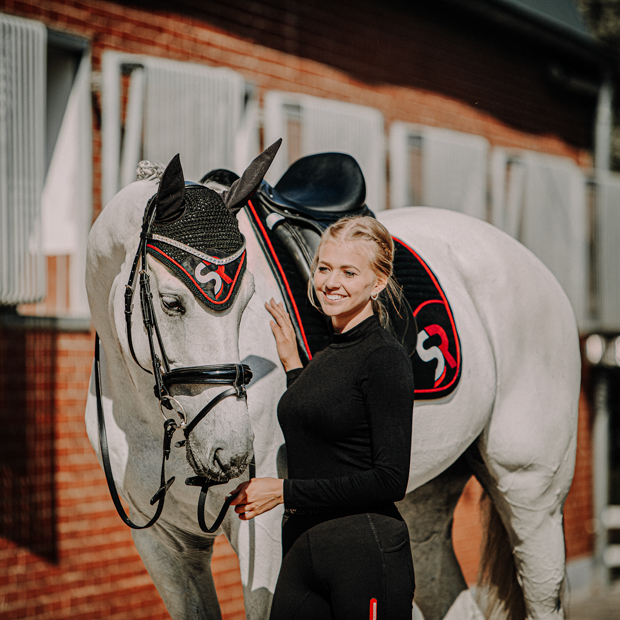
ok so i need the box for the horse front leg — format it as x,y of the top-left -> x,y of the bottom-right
221,508 -> 283,620
132,524 -> 222,620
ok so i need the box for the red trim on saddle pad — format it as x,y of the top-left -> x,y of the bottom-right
247,200 -> 313,360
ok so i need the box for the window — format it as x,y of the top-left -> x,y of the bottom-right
389,122 -> 489,219
0,14 -> 46,306
101,52 -> 257,206
264,92 -> 386,211
491,149 -> 588,327
0,15 -> 92,318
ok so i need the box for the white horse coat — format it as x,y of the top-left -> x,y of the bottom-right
86,174 -> 579,620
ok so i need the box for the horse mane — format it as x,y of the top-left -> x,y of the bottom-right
136,160 -> 165,182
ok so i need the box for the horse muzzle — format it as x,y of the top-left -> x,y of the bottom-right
184,407 -> 254,482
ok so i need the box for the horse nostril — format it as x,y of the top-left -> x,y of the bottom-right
213,448 -> 225,472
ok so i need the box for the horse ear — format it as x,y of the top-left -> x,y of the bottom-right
224,139 -> 282,214
154,154 -> 186,223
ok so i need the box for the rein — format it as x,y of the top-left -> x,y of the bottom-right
95,193 -> 252,532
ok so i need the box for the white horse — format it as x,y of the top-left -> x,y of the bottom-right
85,149 -> 579,620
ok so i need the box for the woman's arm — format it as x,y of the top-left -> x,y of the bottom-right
227,300 -> 301,521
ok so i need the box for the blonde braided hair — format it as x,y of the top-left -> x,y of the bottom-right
307,215 -> 403,329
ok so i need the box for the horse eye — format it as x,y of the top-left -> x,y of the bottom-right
161,295 -> 185,314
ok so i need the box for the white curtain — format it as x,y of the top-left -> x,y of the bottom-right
143,58 -> 245,182
102,52 -> 255,204
0,14 -> 46,304
389,122 -> 488,219
491,149 -> 588,328
596,171 -> 620,331
264,92 -> 386,211
422,127 -> 488,220
41,53 -> 93,317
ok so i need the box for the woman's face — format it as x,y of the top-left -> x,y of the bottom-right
314,239 -> 386,332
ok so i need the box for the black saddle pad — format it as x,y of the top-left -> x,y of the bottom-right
245,201 -> 462,400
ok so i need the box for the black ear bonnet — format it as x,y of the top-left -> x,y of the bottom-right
146,184 -> 246,311
144,141 -> 281,311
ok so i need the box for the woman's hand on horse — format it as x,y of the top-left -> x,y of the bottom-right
229,477 -> 284,520
265,299 -> 303,372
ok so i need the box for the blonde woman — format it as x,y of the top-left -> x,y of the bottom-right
230,216 -> 415,619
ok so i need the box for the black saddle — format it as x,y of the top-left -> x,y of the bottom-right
263,152 -> 368,216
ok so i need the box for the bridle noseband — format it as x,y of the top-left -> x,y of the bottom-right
95,191 -> 253,532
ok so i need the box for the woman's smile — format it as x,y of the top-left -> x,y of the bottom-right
313,240 -> 386,332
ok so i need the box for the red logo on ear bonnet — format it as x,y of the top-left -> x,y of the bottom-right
146,185 -> 246,312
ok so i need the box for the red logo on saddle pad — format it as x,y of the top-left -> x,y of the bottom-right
392,237 -> 462,399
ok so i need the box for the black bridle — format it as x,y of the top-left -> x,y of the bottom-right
94,193 -> 253,532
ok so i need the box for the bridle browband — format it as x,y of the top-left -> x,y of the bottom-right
94,190 -> 253,533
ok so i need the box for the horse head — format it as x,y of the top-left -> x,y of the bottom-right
87,141 -> 281,485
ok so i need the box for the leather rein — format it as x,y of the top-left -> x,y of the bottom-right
94,195 -> 252,533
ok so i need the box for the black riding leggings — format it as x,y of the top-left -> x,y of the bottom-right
269,513 -> 415,620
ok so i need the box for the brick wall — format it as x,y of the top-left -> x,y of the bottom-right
0,0 -> 596,616
0,324 -> 245,619
0,319 -> 590,616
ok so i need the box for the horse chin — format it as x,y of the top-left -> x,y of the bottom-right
185,439 -> 252,483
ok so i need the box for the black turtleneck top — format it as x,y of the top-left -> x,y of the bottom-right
279,314 -> 414,513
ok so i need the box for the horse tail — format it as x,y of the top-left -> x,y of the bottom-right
477,491 -> 527,620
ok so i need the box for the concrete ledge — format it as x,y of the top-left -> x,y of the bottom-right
0,314 -> 92,333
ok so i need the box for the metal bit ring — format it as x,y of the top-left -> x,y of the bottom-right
159,395 -> 186,427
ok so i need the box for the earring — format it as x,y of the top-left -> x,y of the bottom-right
371,293 -> 378,301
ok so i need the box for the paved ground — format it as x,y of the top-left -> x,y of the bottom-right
567,582 -> 620,619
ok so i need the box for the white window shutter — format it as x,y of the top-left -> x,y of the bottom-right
521,152 -> 587,327
422,127 -> 488,220
264,92 -> 386,211
389,122 -> 488,218
0,14 -> 46,304
102,52 -> 254,205
492,149 -> 587,328
143,58 -> 245,182
595,171 -> 620,332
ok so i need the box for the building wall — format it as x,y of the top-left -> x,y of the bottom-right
0,0 -> 595,617
0,324 -> 246,619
